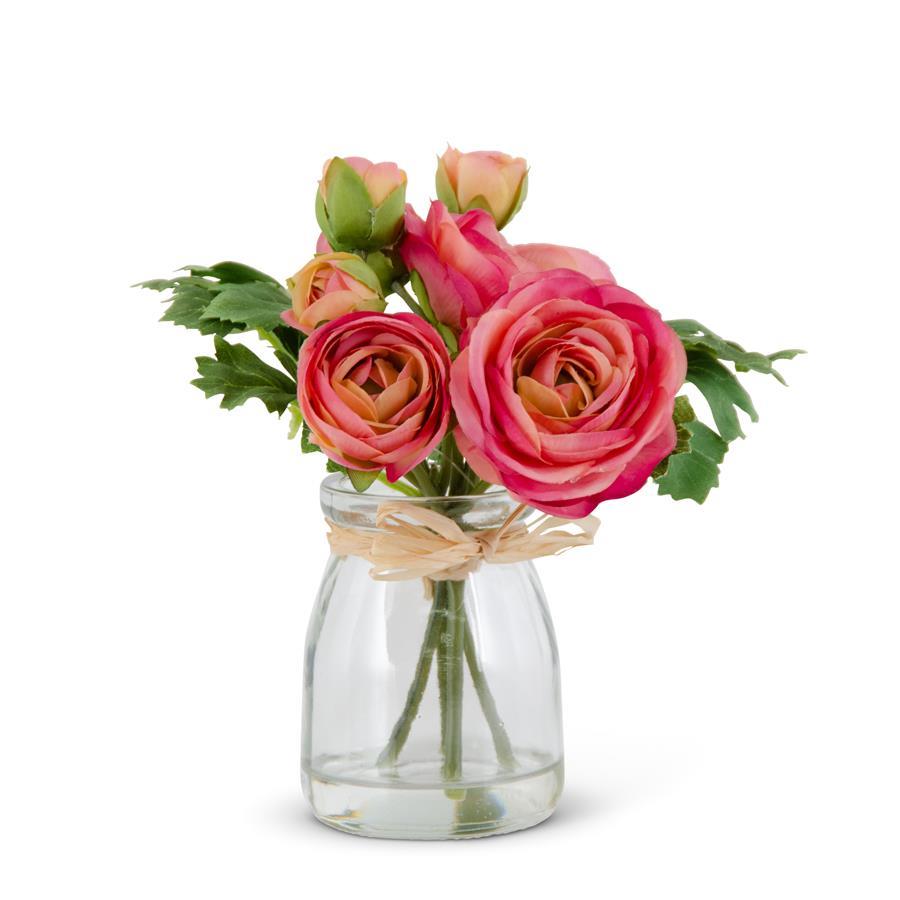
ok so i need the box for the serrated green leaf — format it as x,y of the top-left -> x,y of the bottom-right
655,420 -> 728,503
347,468 -> 380,492
672,395 -> 696,426
160,284 -> 236,336
652,396 -> 695,479
191,336 -> 296,414
668,319 -> 804,385
202,281 -> 291,331
186,261 -> 280,285
326,459 -> 349,475
685,350 -> 758,442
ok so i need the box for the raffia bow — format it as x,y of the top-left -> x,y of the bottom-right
326,500 -> 599,582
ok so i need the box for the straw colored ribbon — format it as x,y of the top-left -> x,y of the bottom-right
326,500 -> 600,582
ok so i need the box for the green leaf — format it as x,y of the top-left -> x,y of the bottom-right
685,350 -> 758,442
202,281 -> 291,331
668,319 -> 804,385
159,284 -> 235,336
138,262 -> 286,338
325,459 -> 349,476
191,336 -> 296,414
186,261 -> 280,285
347,468 -> 380,492
655,420 -> 728,503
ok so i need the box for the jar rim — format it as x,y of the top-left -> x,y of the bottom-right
320,473 -> 511,506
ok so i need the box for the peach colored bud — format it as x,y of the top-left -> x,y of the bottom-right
283,252 -> 385,336
436,147 -> 528,229
317,157 -> 408,251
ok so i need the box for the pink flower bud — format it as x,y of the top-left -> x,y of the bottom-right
283,252 -> 385,336
436,147 -> 528,229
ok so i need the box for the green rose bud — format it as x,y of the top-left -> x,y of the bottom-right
316,156 -> 407,252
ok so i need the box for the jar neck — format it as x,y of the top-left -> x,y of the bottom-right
320,474 -> 523,531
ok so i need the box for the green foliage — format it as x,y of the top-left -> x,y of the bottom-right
192,337 -> 296,414
202,281 -> 291,332
667,319 -> 804,385
653,396 -> 728,503
137,261 -> 290,337
653,322 -> 803,503
684,350 -> 757,443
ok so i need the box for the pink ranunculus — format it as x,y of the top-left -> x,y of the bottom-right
399,201 -> 524,333
297,311 -> 451,481
282,252 -> 385,336
515,243 -> 616,284
436,147 -> 529,229
450,270 -> 687,517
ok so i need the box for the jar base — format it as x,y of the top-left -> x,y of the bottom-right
302,756 -> 563,840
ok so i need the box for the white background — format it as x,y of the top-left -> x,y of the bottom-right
2,1 -> 898,897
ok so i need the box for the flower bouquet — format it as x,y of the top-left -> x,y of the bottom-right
139,148 -> 801,839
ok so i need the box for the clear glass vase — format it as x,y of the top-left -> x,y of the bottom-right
301,475 -> 564,839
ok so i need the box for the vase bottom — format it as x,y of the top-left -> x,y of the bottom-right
302,753 -> 563,840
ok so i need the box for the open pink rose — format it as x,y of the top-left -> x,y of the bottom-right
282,252 -> 385,336
516,243 -> 615,283
297,311 -> 451,481
450,270 -> 687,517
399,201 -> 523,333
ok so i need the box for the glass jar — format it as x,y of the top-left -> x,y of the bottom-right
301,475 -> 564,839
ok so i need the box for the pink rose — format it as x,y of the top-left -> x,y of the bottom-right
297,311 -> 451,481
436,147 -> 529,229
399,201 -> 523,333
516,243 -> 616,283
282,252 -> 385,336
450,270 -> 687,517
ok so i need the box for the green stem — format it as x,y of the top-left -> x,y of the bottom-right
463,617 -> 516,770
376,591 -> 443,768
409,461 -> 438,497
438,579 -> 466,781
391,281 -> 425,318
257,327 -> 297,372
376,472 -> 420,497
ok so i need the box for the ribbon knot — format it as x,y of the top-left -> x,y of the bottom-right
326,500 -> 599,582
